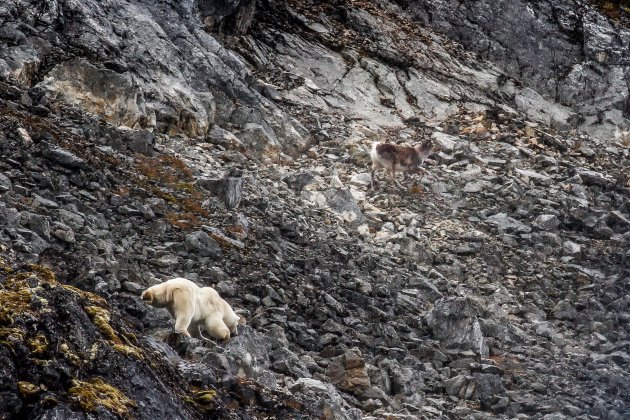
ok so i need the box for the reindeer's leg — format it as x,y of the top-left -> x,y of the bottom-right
371,164 -> 377,190
391,164 -> 403,189
416,166 -> 429,181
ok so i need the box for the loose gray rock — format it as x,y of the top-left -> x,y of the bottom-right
323,188 -> 366,226
51,222 -> 75,243
0,173 -> 12,192
444,375 -> 475,399
426,298 -> 489,357
473,372 -> 505,405
533,214 -> 560,231
40,141 -> 86,169
485,213 -> 531,233
198,176 -> 243,209
184,231 -> 222,258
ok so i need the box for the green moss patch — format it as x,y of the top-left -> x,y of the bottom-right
68,377 -> 136,417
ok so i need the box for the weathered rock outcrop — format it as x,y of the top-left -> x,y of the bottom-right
0,0 -> 308,154
398,0 -> 630,139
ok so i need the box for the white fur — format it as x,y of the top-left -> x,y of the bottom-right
370,141 -> 431,189
371,142 -> 417,173
141,277 -> 240,341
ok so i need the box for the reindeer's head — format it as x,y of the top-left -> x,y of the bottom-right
414,138 -> 437,163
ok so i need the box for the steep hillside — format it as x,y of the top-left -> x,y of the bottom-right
396,0 -> 630,140
1,0 -> 629,419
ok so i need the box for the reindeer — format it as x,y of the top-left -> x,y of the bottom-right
370,139 -> 436,190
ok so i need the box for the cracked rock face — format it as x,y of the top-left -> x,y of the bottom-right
0,0 -> 308,153
398,0 -> 630,139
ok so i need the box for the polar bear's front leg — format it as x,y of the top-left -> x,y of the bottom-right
171,288 -> 195,336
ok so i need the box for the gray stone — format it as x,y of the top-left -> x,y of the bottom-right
235,123 -> 281,157
485,213 -> 531,233
215,280 -> 236,297
206,126 -> 245,151
201,226 -> 244,249
0,173 -> 12,193
290,378 -> 361,420
56,209 -> 85,230
123,281 -> 144,294
349,172 -> 372,187
325,348 -> 371,396
514,88 -> 577,129
463,181 -> 485,193
139,205 -> 155,220
184,231 -> 222,258
51,222 -> 75,243
40,141 -> 85,169
553,301 -> 578,320
282,171 -> 316,192
444,375 -> 475,399
576,169 -> 612,187
432,132 -> 459,151
15,229 -> 49,254
515,168 -> 551,183
198,176 -> 243,209
609,211 -> 630,229
403,0 -> 629,140
473,372 -> 505,404
533,214 -> 560,231
125,130 -> 155,155
22,212 -> 51,240
16,127 -> 32,146
0,204 -> 19,225
535,322 -> 555,339
562,241 -> 581,257
323,188 -> 366,226
32,195 -> 59,209
426,297 -> 489,357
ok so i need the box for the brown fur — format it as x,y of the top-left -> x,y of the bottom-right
370,139 -> 435,189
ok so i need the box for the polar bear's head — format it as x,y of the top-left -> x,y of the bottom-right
141,286 -> 169,308
140,289 -> 155,304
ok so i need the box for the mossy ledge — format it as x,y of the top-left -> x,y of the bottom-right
0,260 -> 307,418
68,377 -> 136,417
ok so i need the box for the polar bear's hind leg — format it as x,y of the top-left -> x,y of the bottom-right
204,312 -> 230,341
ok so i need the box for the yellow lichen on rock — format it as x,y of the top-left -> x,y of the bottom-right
184,388 -> 218,413
112,343 -> 143,359
84,305 -> 120,343
0,257 -> 13,274
68,377 -> 136,417
62,285 -> 107,307
27,334 -> 48,356
59,342 -> 83,366
0,327 -> 26,345
26,264 -> 58,285
0,264 -> 59,325
18,381 -> 40,397
0,282 -> 33,324
83,306 -> 143,359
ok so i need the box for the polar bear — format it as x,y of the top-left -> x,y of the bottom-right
140,277 -> 240,341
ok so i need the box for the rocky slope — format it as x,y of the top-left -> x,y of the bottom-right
1,0 -> 629,419
397,0 -> 630,140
